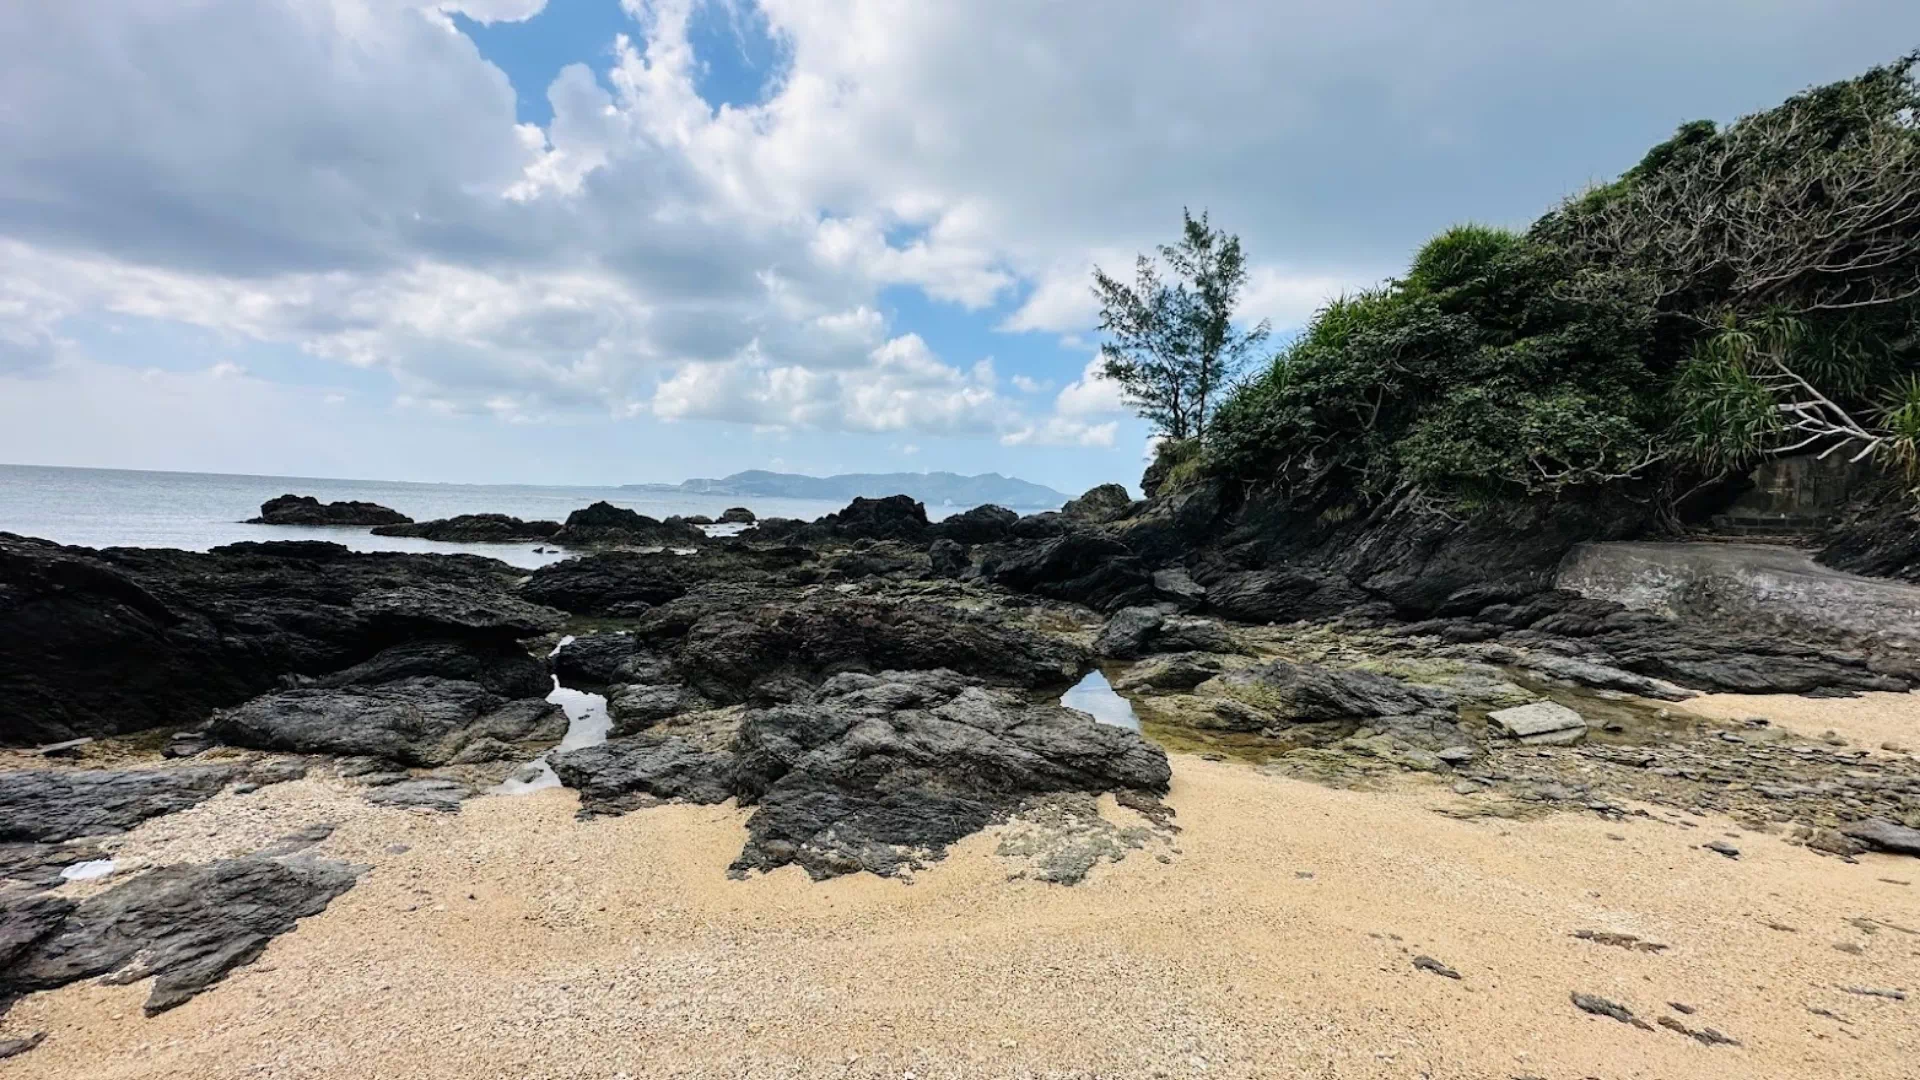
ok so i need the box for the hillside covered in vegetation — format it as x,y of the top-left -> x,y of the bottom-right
1185,54 -> 1920,525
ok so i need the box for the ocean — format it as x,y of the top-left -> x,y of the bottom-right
0,463 -> 961,569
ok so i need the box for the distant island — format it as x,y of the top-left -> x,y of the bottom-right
624,470 -> 1071,509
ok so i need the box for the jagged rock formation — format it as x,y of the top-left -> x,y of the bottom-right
0,534 -> 561,744
552,669 -> 1170,880
1818,480 -> 1920,583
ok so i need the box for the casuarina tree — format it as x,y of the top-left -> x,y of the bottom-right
1092,210 -> 1270,442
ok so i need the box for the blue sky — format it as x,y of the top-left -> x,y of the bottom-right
2,1 -> 1916,494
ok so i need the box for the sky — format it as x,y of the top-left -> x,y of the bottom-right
2,2 -> 1916,495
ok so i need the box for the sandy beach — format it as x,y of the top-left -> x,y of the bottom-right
5,750 -> 1914,1080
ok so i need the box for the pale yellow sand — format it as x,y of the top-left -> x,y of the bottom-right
1682,690 -> 1920,753
4,757 -> 1916,1080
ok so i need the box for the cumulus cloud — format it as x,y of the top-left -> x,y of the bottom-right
0,0 -> 1911,471
652,333 -> 1012,436
1054,357 -> 1128,417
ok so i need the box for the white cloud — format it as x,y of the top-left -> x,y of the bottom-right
1001,418 -> 1118,449
1054,356 -> 1128,417
651,332 -> 1011,436
0,0 -> 1910,476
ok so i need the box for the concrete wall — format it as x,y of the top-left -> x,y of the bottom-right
1711,455 -> 1876,535
1556,541 -> 1920,651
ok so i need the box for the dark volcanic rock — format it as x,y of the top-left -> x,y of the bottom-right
607,683 -> 709,736
1818,481 -> 1920,583
1218,660 -> 1456,724
1208,659 -> 1470,755
1200,488 -> 1656,618
363,777 -> 475,812
1194,563 -> 1370,624
211,678 -> 564,766
1093,607 -> 1236,659
0,534 -> 562,745
551,501 -> 704,546
1059,484 -> 1134,524
0,842 -> 108,892
729,670 -> 1171,879
0,1031 -> 45,1059
1843,817 -> 1920,856
550,736 -> 736,814
0,892 -> 74,973
674,597 -> 1088,703
1112,653 -> 1230,691
247,494 -> 411,527
519,545 -> 816,616
719,507 -> 756,524
805,495 -> 931,543
549,632 -> 649,686
927,538 -> 969,578
933,504 -> 1018,544
0,855 -> 362,1015
372,514 -> 562,542
980,534 -> 1155,612
1009,511 -> 1066,539
0,766 -> 239,843
297,638 -> 547,698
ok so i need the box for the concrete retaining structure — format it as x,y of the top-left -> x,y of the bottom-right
1556,541 -> 1920,652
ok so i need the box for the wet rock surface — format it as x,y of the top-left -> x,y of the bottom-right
247,494 -> 410,527
0,855 -> 363,1015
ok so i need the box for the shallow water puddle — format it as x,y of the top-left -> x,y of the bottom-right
492,674 -> 610,796
60,859 -> 116,882
1060,669 -> 1141,732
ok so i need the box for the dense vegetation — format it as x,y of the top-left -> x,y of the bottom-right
1189,54 -> 1920,512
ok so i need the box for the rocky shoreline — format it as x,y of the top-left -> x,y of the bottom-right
3,483 -> 1918,1073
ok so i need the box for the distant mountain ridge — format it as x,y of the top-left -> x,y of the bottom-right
624,470 -> 1070,509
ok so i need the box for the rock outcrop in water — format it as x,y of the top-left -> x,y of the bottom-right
248,494 -> 411,527
0,534 -> 562,745
372,513 -> 562,542
551,502 -> 704,546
